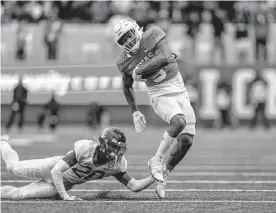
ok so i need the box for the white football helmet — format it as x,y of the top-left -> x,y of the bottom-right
113,19 -> 143,53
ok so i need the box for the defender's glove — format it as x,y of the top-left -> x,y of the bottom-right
133,111 -> 147,133
132,67 -> 147,82
62,194 -> 83,201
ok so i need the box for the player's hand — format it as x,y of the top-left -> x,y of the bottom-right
62,194 -> 83,201
132,68 -> 147,82
133,111 -> 147,133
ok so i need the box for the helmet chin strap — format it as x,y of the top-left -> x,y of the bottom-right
128,41 -> 141,55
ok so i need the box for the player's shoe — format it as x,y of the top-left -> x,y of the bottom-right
0,135 -> 10,153
1,135 -> 10,143
156,166 -> 169,199
1,135 -> 10,146
148,156 -> 164,182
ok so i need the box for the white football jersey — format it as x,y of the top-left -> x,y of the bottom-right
148,72 -> 186,98
62,139 -> 127,186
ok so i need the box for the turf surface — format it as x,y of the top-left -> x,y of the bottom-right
1,125 -> 276,213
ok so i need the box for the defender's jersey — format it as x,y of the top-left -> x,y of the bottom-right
117,26 -> 181,92
61,139 -> 127,186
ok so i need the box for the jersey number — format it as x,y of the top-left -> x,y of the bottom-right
152,69 -> 167,83
72,167 -> 105,180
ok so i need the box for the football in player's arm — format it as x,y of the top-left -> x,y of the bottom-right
132,39 -> 172,81
114,20 -> 196,199
122,38 -> 172,133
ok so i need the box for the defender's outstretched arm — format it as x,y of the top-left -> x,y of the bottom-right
114,171 -> 155,192
51,150 -> 82,201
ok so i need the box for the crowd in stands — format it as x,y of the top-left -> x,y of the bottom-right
1,1 -> 275,24
1,1 -> 276,64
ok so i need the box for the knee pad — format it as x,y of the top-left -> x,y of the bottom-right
177,133 -> 194,146
170,115 -> 186,137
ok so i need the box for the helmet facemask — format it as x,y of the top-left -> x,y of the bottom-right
104,140 -> 127,161
117,26 -> 143,54
99,128 -> 127,161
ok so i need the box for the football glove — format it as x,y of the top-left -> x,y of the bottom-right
62,194 -> 83,201
133,111 -> 147,133
132,67 -> 147,82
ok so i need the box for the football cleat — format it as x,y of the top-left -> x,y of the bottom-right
0,135 -> 10,153
1,135 -> 10,143
156,166 -> 169,199
148,156 -> 164,182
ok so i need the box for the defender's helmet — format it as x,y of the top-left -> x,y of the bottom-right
113,19 -> 143,53
99,127 -> 127,160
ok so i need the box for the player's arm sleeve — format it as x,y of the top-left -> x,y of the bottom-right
50,150 -> 77,198
114,171 -> 155,193
122,74 -> 139,113
135,39 -> 171,75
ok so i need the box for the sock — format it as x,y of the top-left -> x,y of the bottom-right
155,132 -> 175,159
1,141 -> 19,168
166,135 -> 193,172
165,163 -> 174,173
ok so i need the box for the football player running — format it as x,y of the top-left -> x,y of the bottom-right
0,127 -> 155,200
114,20 -> 196,198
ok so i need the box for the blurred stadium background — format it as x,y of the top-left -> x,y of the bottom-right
1,1 -> 276,212
1,0 -> 276,127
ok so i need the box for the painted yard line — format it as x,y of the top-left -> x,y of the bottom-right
103,172 -> 276,177
3,166 -> 275,171
1,64 -> 116,70
1,200 -> 276,204
2,180 -> 276,184
126,165 -> 276,170
70,189 -> 276,192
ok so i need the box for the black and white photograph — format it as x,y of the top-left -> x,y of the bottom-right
1,0 -> 276,212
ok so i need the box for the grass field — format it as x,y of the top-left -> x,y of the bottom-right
1,125 -> 276,213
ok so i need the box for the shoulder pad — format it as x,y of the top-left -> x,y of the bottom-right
143,26 -> 166,49
74,139 -> 99,165
118,155 -> 127,172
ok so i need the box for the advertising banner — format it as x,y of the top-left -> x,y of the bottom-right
1,64 -> 276,121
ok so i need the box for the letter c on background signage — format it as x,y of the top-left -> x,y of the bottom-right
232,69 -> 255,119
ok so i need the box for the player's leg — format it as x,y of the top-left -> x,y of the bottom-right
166,133 -> 194,172
1,135 -> 20,170
157,91 -> 196,198
149,94 -> 186,181
18,103 -> 25,130
1,185 -> 20,199
1,135 -> 62,179
1,180 -> 58,199
6,108 -> 16,131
